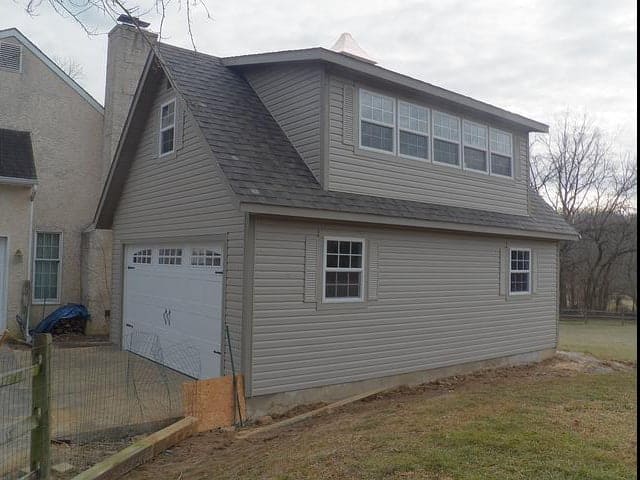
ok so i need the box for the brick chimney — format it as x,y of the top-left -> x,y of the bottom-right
101,20 -> 157,180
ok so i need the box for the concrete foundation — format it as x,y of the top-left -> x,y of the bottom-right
246,348 -> 556,418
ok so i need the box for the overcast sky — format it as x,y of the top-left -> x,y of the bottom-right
3,0 -> 637,152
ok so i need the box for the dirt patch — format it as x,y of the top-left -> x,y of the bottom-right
124,352 -> 635,480
51,435 -> 137,479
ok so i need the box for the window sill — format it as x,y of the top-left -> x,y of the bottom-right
32,300 -> 61,306
316,299 -> 370,312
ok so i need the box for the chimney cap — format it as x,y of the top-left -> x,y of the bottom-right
117,14 -> 150,28
330,33 -> 376,64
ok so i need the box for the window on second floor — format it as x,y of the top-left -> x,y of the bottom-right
359,90 -> 395,153
159,99 -> 176,156
433,111 -> 461,167
463,120 -> 488,173
398,101 -> 429,160
490,128 -> 513,177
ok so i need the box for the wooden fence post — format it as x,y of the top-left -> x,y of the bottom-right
31,333 -> 51,479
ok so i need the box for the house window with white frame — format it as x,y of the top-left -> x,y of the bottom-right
324,238 -> 364,301
34,232 -> 61,302
433,111 -> 460,166
398,101 -> 429,160
159,100 -> 176,156
463,120 -> 488,172
510,249 -> 531,294
359,90 -> 395,153
490,128 -> 513,177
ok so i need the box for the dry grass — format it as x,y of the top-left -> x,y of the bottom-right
559,321 -> 637,363
125,357 -> 637,480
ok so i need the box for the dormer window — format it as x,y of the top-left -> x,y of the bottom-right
463,120 -> 488,173
159,99 -> 176,156
398,102 -> 429,160
359,90 -> 394,153
433,111 -> 460,167
490,128 -> 513,177
0,42 -> 22,72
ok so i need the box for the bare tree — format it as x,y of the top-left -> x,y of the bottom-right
52,55 -> 85,80
20,0 -> 212,49
530,112 -> 637,311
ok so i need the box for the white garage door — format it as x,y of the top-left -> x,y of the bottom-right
123,242 -> 223,379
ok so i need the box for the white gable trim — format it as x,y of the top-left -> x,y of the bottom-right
0,28 -> 104,114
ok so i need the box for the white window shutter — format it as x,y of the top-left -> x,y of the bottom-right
499,247 -> 508,296
304,235 -> 319,302
343,84 -> 354,145
368,241 -> 379,300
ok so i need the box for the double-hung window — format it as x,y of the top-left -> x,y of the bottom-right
398,101 -> 429,160
433,111 -> 460,166
34,232 -> 61,303
324,238 -> 364,302
463,120 -> 488,172
159,99 -> 176,156
359,90 -> 395,153
490,128 -> 513,177
510,249 -> 531,294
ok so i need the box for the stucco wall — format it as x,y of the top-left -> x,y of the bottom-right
0,185 -> 32,334
0,35 -> 104,327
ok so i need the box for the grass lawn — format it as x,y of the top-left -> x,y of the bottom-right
559,321 -> 637,363
126,325 -> 637,480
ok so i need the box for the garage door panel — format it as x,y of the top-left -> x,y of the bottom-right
123,243 -> 224,379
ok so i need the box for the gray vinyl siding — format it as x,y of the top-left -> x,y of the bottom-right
243,64 -> 323,182
328,74 -> 530,216
110,81 -> 245,374
250,216 -> 557,396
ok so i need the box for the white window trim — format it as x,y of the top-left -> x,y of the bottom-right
509,248 -> 531,295
32,231 -> 63,305
398,101 -> 430,162
322,236 -> 366,303
489,128 -> 514,178
158,98 -> 176,158
0,42 -> 22,73
358,89 -> 396,155
432,110 -> 462,169
462,119 -> 489,174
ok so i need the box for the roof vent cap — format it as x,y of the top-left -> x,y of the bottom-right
117,14 -> 150,28
330,33 -> 376,64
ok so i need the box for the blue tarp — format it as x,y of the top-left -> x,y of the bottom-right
31,303 -> 90,334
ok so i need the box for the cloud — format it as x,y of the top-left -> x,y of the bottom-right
2,0 -> 636,151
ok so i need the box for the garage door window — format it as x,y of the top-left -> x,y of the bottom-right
190,248 -> 221,267
158,248 -> 182,265
132,249 -> 152,264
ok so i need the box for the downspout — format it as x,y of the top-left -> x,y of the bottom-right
25,184 -> 37,342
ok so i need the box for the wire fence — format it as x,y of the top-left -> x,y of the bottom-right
560,309 -> 637,324
1,332 -> 200,479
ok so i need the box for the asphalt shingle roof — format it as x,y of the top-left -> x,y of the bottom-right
0,128 -> 37,181
157,43 -> 576,238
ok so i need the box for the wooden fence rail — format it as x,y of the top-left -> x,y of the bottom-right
0,333 -> 51,480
